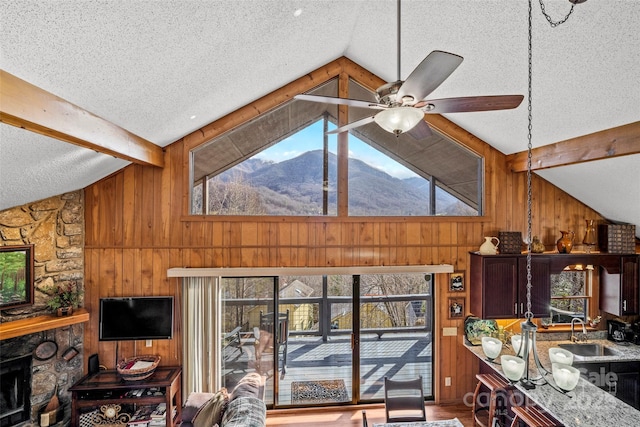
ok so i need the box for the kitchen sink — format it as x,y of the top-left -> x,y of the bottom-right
557,343 -> 621,358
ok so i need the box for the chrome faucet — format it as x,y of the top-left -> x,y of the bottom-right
571,318 -> 588,342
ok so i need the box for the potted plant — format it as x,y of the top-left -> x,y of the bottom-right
47,282 -> 81,316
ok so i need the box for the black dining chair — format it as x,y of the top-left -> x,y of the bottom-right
384,376 -> 427,423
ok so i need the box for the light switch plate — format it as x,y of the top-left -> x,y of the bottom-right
442,327 -> 457,336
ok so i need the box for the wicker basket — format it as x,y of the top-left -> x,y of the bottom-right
598,223 -> 636,254
498,231 -> 523,254
117,355 -> 160,381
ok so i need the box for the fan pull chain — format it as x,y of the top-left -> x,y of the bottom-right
538,0 -> 576,27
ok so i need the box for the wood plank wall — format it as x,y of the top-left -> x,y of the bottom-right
83,58 -> 604,403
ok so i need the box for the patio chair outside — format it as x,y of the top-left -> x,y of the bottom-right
384,376 -> 426,423
255,310 -> 289,379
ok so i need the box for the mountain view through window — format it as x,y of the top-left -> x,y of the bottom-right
192,120 -> 477,216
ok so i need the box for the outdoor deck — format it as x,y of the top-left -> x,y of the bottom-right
222,332 -> 433,407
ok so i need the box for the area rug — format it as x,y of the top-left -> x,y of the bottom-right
291,379 -> 349,404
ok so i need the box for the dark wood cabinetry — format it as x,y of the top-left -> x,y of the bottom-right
470,252 -> 639,320
470,253 -> 550,319
601,255 -> 639,316
573,361 -> 640,410
470,255 -> 518,319
70,367 -> 182,427
613,361 -> 640,409
517,256 -> 552,317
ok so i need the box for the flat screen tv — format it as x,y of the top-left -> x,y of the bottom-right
99,296 -> 174,341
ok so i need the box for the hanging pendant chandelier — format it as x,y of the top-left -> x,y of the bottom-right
490,0 -> 587,395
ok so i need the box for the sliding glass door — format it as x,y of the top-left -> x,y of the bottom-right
219,272 -> 433,408
358,273 -> 434,401
220,277 -> 277,404
278,274 -> 353,406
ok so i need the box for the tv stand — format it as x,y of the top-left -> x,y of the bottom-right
69,366 -> 181,427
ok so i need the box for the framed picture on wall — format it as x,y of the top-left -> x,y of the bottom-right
449,271 -> 465,292
448,297 -> 465,319
0,244 -> 35,309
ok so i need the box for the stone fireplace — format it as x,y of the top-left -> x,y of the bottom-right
0,192 -> 86,426
0,355 -> 31,427
0,325 -> 84,427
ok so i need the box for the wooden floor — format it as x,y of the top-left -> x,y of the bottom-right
266,402 -> 474,426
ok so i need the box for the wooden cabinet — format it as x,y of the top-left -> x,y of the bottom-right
518,256 -> 552,317
470,253 -> 549,319
573,361 -> 640,410
470,254 -> 518,319
612,361 -> 640,410
69,367 -> 182,427
470,252 -> 640,320
600,255 -> 639,316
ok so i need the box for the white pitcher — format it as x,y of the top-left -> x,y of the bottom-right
479,236 -> 500,255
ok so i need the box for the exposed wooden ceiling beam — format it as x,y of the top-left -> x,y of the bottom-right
0,70 -> 164,167
506,121 -> 640,172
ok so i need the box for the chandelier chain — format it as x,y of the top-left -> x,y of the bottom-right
525,0 -> 534,320
539,0 -> 575,27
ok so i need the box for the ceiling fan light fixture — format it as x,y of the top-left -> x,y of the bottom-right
374,107 -> 424,135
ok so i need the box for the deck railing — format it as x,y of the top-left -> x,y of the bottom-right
222,293 -> 432,341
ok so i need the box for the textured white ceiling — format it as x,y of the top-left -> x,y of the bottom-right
1,0 -> 638,234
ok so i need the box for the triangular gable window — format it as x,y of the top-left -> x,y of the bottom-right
190,75 -> 482,216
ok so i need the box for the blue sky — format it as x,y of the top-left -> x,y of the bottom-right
254,120 -> 418,179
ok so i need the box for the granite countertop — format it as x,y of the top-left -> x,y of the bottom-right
466,339 -> 640,427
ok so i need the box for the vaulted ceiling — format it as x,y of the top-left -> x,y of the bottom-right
1,1 -> 638,235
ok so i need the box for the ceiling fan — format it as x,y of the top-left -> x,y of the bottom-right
294,1 -> 523,138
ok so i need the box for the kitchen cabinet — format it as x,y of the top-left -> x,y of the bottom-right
612,361 -> 640,409
573,360 -> 640,410
518,256 -> 552,317
600,255 -> 639,316
470,253 -> 549,319
470,252 -> 639,320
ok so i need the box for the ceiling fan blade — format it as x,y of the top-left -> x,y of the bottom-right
406,119 -> 432,140
396,50 -> 464,104
326,116 -> 376,134
416,95 -> 524,114
294,94 -> 386,110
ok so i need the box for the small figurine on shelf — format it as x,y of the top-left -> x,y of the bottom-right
588,315 -> 602,328
531,236 -> 545,253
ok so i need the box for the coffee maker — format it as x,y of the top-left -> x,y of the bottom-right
607,319 -> 630,343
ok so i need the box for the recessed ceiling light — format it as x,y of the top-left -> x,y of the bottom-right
293,8 -> 302,17
190,115 -> 196,120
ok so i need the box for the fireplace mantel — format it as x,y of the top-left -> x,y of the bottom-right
0,308 -> 89,340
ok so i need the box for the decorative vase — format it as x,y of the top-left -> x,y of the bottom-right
479,236 -> 500,255
582,219 -> 597,253
57,306 -> 73,317
556,231 -> 574,253
531,236 -> 545,253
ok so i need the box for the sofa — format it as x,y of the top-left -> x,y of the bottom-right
180,373 -> 266,427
